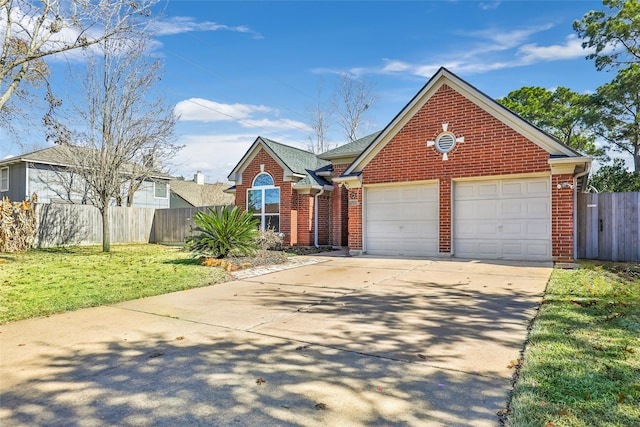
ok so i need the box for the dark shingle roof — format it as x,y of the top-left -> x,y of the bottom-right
260,137 -> 331,175
317,131 -> 381,160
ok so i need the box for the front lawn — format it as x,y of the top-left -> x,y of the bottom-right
0,244 -> 229,324
508,262 -> 640,426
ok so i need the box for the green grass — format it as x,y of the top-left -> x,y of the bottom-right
0,244 -> 229,324
508,262 -> 640,427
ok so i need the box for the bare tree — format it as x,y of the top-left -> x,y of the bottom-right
47,35 -> 179,252
307,80 -> 332,153
333,73 -> 376,143
0,0 -> 157,117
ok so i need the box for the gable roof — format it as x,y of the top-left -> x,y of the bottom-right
169,180 -> 234,207
344,67 -> 587,176
227,136 -> 330,186
0,145 -> 172,179
0,145 -> 90,167
317,131 -> 382,160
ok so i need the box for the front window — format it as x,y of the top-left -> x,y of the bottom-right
247,172 -> 279,232
154,181 -> 168,198
0,167 -> 8,192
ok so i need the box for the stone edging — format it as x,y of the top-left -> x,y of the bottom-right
230,257 -> 327,280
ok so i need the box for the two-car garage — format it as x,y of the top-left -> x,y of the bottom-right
364,177 -> 552,261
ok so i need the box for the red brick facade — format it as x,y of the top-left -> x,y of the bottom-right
330,163 -> 350,247
349,84 -> 576,262
232,74 -> 586,263
551,174 -> 576,263
234,147 -> 332,247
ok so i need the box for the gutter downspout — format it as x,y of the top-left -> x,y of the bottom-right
573,167 -> 591,262
314,187 -> 325,248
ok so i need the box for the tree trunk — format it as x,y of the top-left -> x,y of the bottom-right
101,205 -> 111,252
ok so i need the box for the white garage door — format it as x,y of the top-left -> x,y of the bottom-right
365,183 -> 438,257
454,177 -> 551,261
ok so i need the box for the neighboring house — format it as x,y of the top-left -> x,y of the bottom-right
228,67 -> 591,263
169,172 -> 235,208
0,146 -> 172,208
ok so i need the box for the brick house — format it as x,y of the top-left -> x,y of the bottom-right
228,68 -> 591,263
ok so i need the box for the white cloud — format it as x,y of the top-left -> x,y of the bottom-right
381,59 -> 412,73
518,34 -> 591,62
342,24 -> 591,79
169,130 -> 312,182
151,17 -> 261,38
479,2 -> 501,10
460,24 -> 555,57
240,118 -> 312,132
169,133 -> 257,182
174,98 -> 272,122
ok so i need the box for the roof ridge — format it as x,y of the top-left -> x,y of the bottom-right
260,137 -> 316,157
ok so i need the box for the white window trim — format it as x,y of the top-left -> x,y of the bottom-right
248,173 -> 280,232
154,181 -> 168,199
0,166 -> 8,192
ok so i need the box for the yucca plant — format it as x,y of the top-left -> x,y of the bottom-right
186,206 -> 259,259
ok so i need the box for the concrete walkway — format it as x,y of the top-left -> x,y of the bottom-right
0,255 -> 552,426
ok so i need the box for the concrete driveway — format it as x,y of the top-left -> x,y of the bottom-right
0,255 -> 552,426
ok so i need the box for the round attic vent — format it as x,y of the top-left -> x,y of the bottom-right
435,132 -> 456,153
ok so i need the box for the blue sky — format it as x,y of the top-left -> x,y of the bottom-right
3,0 -> 623,182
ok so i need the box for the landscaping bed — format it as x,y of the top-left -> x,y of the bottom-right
507,261 -> 640,426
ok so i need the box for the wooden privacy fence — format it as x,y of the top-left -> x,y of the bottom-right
152,206 -> 226,244
34,204 -> 228,248
35,204 -> 156,248
577,192 -> 640,262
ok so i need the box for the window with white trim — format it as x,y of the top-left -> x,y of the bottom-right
154,181 -> 168,198
0,167 -> 8,192
247,172 -> 280,232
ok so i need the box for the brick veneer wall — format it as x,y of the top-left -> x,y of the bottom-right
318,195 -> 331,245
296,194 -> 314,246
330,163 -> 350,247
348,83 -> 575,261
551,174 -> 576,263
234,148 -> 296,246
347,187 -> 363,250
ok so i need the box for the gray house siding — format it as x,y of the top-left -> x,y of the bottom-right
0,163 -> 27,201
26,163 -> 169,208
29,164 -> 88,204
170,192 -> 192,208
129,180 -> 170,208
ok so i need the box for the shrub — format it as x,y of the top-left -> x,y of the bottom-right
255,228 -> 283,251
0,194 -> 37,253
186,206 -> 259,259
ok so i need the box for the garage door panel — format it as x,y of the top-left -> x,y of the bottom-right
526,221 -> 550,237
366,238 -> 438,257
527,180 -> 550,195
366,183 -> 438,257
457,239 -> 550,260
367,220 -> 437,239
454,178 -> 551,261
502,181 -> 525,195
367,188 -> 400,203
366,203 -> 437,221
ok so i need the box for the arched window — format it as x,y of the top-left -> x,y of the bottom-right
247,173 -> 280,232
